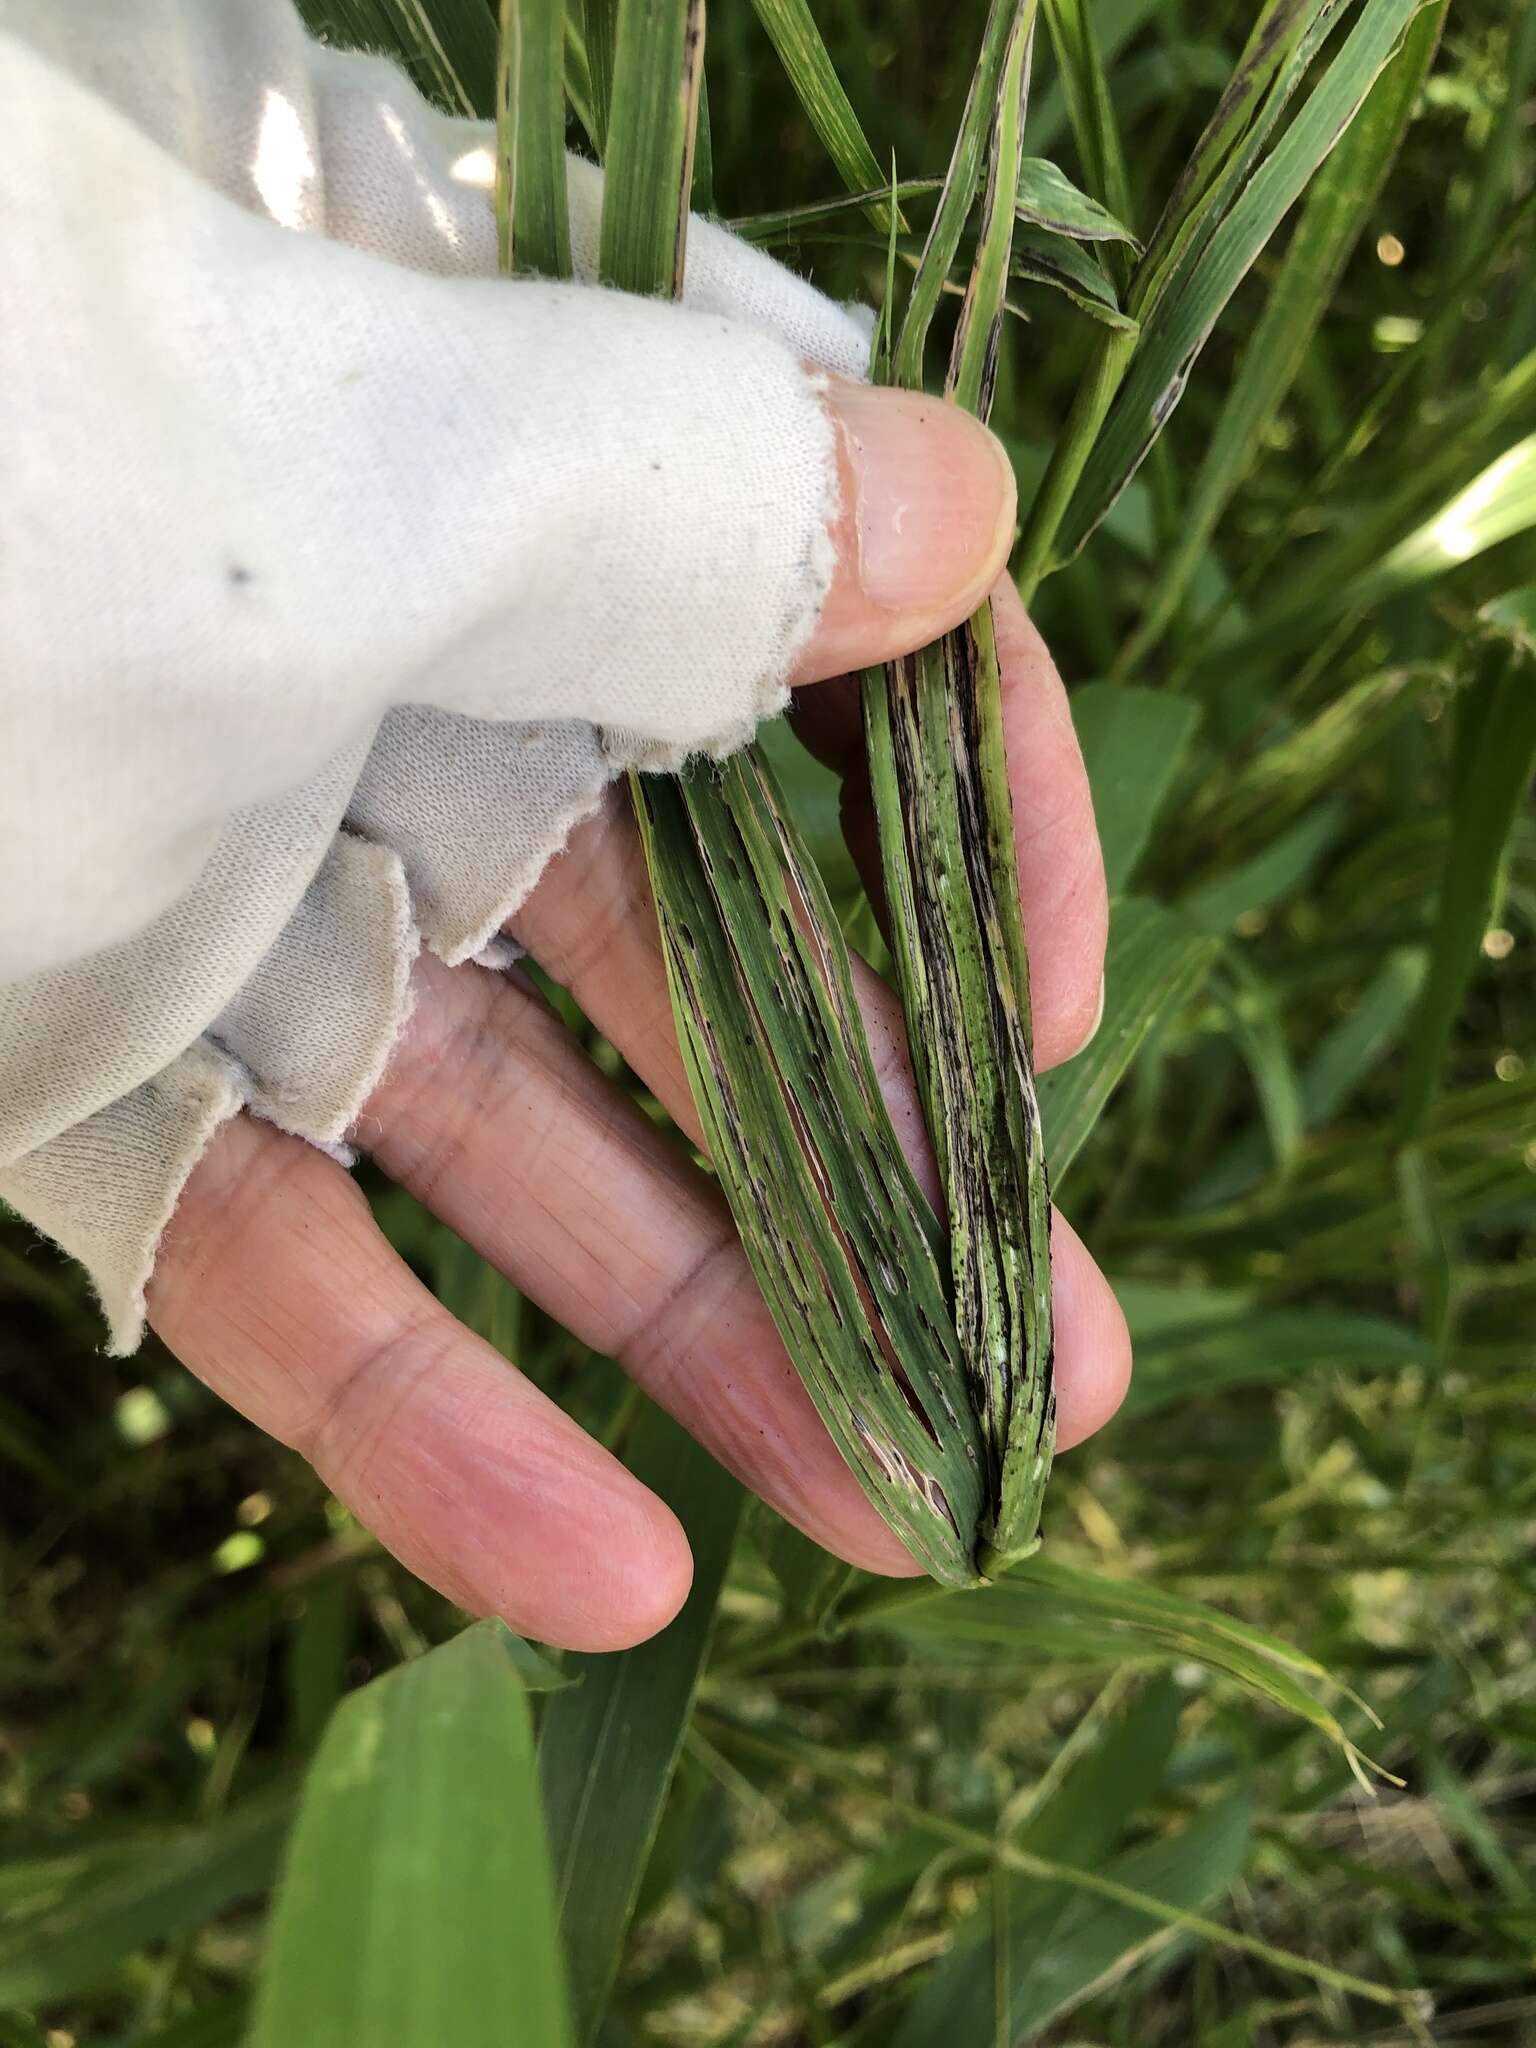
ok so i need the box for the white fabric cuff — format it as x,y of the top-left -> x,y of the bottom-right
0,0 -> 872,1350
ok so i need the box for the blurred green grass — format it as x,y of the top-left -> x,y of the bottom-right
3,0 -> 1534,2041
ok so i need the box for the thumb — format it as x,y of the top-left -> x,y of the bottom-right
794,378 -> 1018,686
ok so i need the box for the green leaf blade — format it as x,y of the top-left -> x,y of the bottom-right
249,1624 -> 572,2048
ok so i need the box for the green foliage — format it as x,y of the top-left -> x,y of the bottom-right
538,1412 -> 741,2042
249,1624 -> 570,2048
3,0 -> 1533,2042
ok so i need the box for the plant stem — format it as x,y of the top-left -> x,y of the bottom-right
1013,323 -> 1138,602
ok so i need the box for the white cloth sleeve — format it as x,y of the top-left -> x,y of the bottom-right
0,0 -> 872,1350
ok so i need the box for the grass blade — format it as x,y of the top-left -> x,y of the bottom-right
1183,948 -> 1426,1209
598,0 -> 704,297
1012,231 -> 1137,328
572,0 -> 616,150
861,1555 -> 1379,1766
1039,0 -> 1136,237
249,1625 -> 571,2048
867,0 -> 1056,1573
893,1681 -> 1185,2046
496,0 -> 573,278
300,0 -> 494,113
748,0 -> 902,230
538,1408 -> 742,2043
1070,682 -> 1202,896
1014,157 -> 1139,242
0,1795 -> 291,2006
1117,1293 -> 1435,1416
893,0 -> 1027,389
1119,0 -> 1448,669
595,0 -> 995,1578
1037,899 -> 1219,1184
1053,0 -> 1427,564
634,760 -> 984,1581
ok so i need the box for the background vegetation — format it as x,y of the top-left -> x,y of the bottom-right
2,0 -> 1533,2041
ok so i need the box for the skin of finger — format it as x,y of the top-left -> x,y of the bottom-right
146,1113 -> 695,1652
789,574 -> 1109,1071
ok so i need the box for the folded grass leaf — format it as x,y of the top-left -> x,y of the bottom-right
865,0 -> 1057,1574
576,0 -> 1056,1584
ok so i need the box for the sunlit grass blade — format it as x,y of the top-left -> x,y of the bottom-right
1361,431 -> 1536,601
747,0 -> 903,231
1050,0 -> 1426,566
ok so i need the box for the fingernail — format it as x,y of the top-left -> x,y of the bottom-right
1073,975 -> 1107,1058
826,379 -> 1017,614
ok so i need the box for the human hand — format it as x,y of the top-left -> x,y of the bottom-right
145,382 -> 1129,1651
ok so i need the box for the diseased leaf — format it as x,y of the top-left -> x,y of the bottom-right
598,0 -> 704,298
1039,0 -> 1136,234
865,0 -> 1057,1575
612,0 -> 1056,1582
1015,155 -> 1140,242
496,0 -> 572,279
636,755 -> 984,1583
1013,231 -> 1138,328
